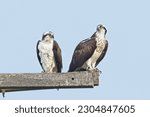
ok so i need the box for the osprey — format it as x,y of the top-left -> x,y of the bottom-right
68,24 -> 108,72
36,31 -> 62,73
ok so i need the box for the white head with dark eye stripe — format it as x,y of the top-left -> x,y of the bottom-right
97,24 -> 107,35
42,31 -> 54,42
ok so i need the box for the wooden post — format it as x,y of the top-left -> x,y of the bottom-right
0,70 -> 100,95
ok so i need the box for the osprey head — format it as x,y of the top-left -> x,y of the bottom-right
97,24 -> 107,35
42,31 -> 54,41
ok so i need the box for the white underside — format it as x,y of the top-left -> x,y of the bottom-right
38,41 -> 57,73
81,38 -> 106,70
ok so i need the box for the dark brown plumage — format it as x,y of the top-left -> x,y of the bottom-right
53,40 -> 62,72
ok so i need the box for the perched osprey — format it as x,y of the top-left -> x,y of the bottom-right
36,31 -> 62,73
68,24 -> 108,72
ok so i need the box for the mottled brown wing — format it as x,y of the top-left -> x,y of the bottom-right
36,40 -> 45,72
68,38 -> 96,72
96,40 -> 108,66
53,40 -> 63,72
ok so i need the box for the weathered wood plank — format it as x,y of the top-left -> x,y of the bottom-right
0,70 -> 100,90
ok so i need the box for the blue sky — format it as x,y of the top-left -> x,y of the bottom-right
0,0 -> 150,99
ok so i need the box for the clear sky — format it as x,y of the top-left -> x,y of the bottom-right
0,0 -> 150,99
